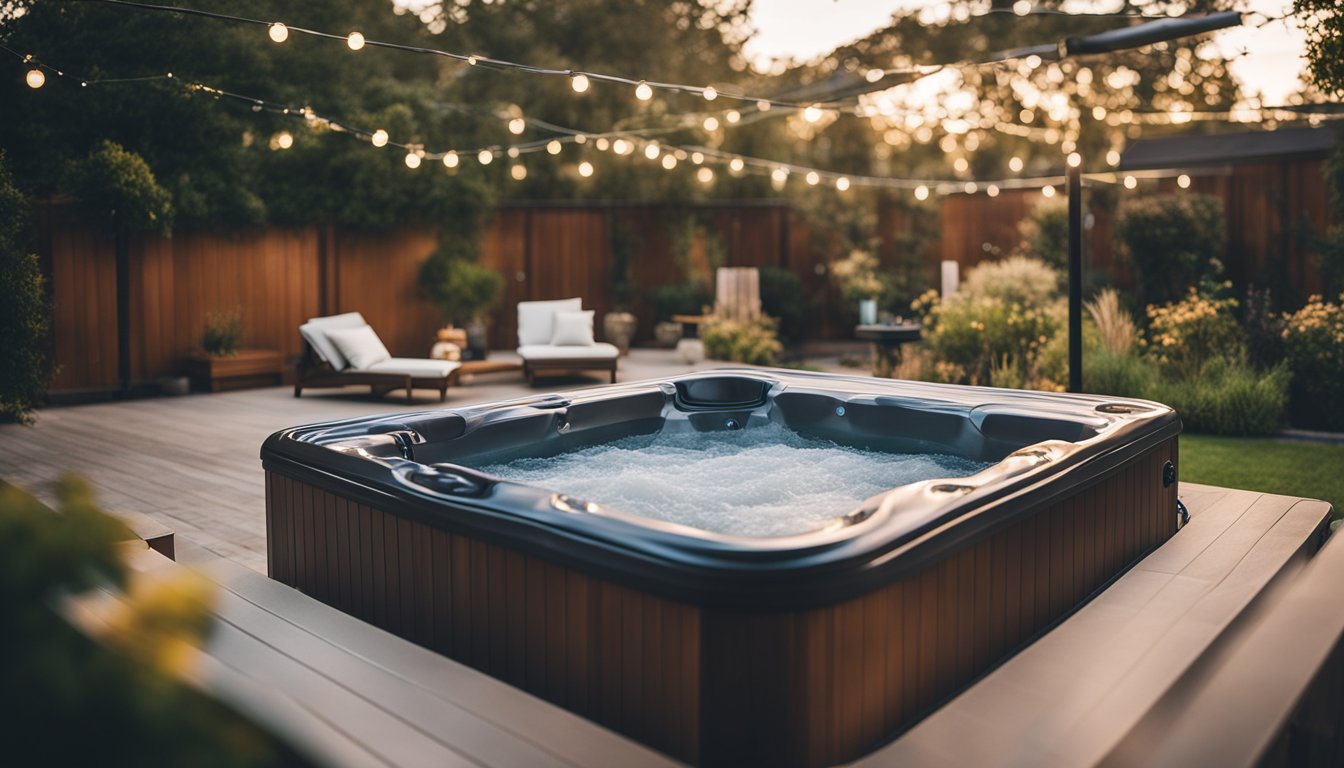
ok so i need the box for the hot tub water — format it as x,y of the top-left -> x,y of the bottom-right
480,423 -> 991,537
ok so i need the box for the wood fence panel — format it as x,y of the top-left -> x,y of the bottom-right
525,209 -> 613,329
334,228 -> 440,359
45,205 -> 119,390
481,208 -> 529,349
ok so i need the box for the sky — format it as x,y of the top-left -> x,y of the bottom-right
742,0 -> 1310,105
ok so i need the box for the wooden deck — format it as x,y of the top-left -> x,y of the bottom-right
0,350 -> 724,573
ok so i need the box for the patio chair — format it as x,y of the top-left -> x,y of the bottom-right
294,312 -> 461,402
516,298 -> 619,384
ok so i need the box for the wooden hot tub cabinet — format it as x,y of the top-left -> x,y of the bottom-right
265,436 -> 1178,766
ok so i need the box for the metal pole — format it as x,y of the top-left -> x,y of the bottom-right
1067,163 -> 1083,393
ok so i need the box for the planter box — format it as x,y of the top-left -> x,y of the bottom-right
188,349 -> 283,392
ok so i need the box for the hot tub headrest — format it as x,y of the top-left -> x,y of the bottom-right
674,376 -> 771,411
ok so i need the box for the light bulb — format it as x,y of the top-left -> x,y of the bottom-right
771,168 -> 788,184
574,134 -> 587,144
696,167 -> 714,184
1013,0 -> 1031,16
964,182 -> 977,194
1008,156 -> 1024,173
1025,54 -> 1042,70
510,164 -> 527,180
508,118 -> 525,135
507,147 -> 520,159
443,152 -> 459,168
275,131 -> 293,149
835,177 -> 851,191
1067,152 -> 1082,168
729,157 -> 745,173
1177,174 -> 1191,189
546,140 -> 562,155
703,86 -> 717,101
405,152 -> 421,169
1124,175 -> 1137,189
865,68 -> 884,83
757,99 -> 771,112
268,23 -> 288,43
703,116 -> 720,132
661,154 -> 677,170
915,185 -> 930,201
25,69 -> 45,89
467,55 -> 478,66
578,161 -> 594,178
1106,149 -> 1121,166
571,73 -> 590,93
370,129 -> 389,148
987,184 -> 1000,197
1042,185 -> 1056,198
478,149 -> 493,165
612,139 -> 631,155
691,152 -> 704,164
806,171 -> 820,186
644,143 -> 660,160
803,106 -> 823,123
953,157 -> 969,173
635,81 -> 653,101
347,32 -> 365,51
726,110 -> 741,124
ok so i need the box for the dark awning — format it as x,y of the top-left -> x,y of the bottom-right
1118,125 -> 1341,170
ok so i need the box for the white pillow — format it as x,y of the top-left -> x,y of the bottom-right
550,310 -> 595,346
518,298 -> 582,346
324,325 -> 391,369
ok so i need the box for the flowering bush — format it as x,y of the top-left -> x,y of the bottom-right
916,257 -> 1063,388
1141,287 -> 1243,379
701,316 -> 783,367
1282,294 -> 1344,431
830,249 -> 886,305
1116,194 -> 1225,308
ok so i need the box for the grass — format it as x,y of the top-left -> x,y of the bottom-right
1180,434 -> 1344,524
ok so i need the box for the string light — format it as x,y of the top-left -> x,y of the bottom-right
702,86 -> 717,102
506,146 -> 520,158
25,68 -> 45,88
635,81 -> 652,101
404,150 -> 421,169
1177,173 -> 1191,188
915,185 -> 930,200
442,151 -> 459,168
835,176 -> 851,191
1013,0 -> 1032,16
1042,185 -> 1056,198
729,157 -> 745,174
1066,151 -> 1082,167
478,148 -> 493,165
268,22 -> 288,43
987,184 -> 1000,197
964,181 -> 977,194
346,32 -> 365,51
644,142 -> 660,160
691,151 -> 704,164
803,105 -> 823,123
546,139 -> 562,155
508,118 -> 525,135
661,154 -> 677,169
595,137 -> 610,151
696,166 -> 714,183
865,68 -> 884,83
370,129 -> 389,147
1106,149 -> 1122,165
725,110 -> 740,124
1009,156 -> 1024,173
771,167 -> 788,184
571,73 -> 590,93
578,160 -> 594,177
806,171 -> 820,185
1124,175 -> 1137,189
274,130 -> 293,149
510,163 -> 526,180
703,116 -> 719,131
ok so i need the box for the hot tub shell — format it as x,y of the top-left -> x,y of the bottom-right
262,371 -> 1180,766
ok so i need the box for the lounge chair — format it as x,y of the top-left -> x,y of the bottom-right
294,312 -> 461,402
516,298 -> 619,384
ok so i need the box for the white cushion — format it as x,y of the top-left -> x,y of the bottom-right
299,311 -> 367,370
550,310 -> 595,346
324,325 -> 391,370
517,298 -> 582,347
366,358 -> 461,378
517,342 -> 619,360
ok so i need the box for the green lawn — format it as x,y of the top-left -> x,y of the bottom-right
1179,434 -> 1344,522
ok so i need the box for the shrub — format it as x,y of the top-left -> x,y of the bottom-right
1116,194 -> 1226,308
1281,293 -> 1344,431
1015,198 -> 1069,270
651,280 -> 712,320
701,316 -> 783,366
1084,350 -> 1156,399
1243,287 -> 1286,369
1141,287 -> 1244,380
758,266 -> 807,344
0,153 -> 54,423
63,141 -> 173,235
830,248 -> 887,305
1086,288 -> 1137,356
418,241 -> 503,326
1151,361 -> 1288,436
200,309 -> 243,357
918,257 -> 1063,388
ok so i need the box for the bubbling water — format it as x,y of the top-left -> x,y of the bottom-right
480,423 -> 991,538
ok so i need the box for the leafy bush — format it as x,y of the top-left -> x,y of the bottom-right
200,309 -> 243,357
0,153 -> 54,423
63,141 -> 173,234
758,266 -> 807,344
1282,293 -> 1344,431
418,241 -> 503,326
1116,194 -> 1226,308
1,476 -> 286,766
1015,198 -> 1069,270
1151,361 -> 1288,437
1141,288 -> 1244,379
701,316 -> 783,366
651,280 -> 712,320
916,257 -> 1063,388
1243,287 -> 1287,369
1084,350 -> 1156,399
830,249 -> 887,305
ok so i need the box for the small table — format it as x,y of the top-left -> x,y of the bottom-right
187,349 -> 283,392
451,357 -> 524,385
854,323 -> 922,378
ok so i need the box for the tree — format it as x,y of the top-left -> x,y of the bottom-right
0,152 -> 53,422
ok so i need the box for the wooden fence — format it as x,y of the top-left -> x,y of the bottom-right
35,161 -> 1330,393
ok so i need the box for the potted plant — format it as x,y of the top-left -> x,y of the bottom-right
603,219 -> 639,354
419,241 -> 503,360
201,308 -> 243,357
187,308 -> 282,391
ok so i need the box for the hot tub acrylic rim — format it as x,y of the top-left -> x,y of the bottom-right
262,370 -> 1180,608
262,370 -> 1177,561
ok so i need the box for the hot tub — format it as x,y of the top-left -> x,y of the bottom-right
262,370 -> 1180,766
